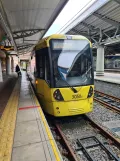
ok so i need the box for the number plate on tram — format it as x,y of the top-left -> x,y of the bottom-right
72,94 -> 82,99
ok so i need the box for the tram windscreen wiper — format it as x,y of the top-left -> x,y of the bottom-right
61,78 -> 78,93
85,66 -> 92,75
83,66 -> 92,76
54,73 -> 77,93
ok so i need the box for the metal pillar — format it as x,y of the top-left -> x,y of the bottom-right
6,56 -> 11,75
96,45 -> 104,76
11,57 -> 14,72
0,59 -> 3,82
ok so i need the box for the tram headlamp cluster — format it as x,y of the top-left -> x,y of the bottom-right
87,86 -> 93,98
53,89 -> 64,101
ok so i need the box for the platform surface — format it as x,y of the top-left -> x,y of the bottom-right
12,72 -> 62,161
0,71 -> 62,161
94,72 -> 120,84
0,74 -> 17,118
0,73 -> 17,92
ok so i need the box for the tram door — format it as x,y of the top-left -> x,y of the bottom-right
35,50 -> 51,101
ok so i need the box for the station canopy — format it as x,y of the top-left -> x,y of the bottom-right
59,0 -> 120,54
0,0 -> 68,54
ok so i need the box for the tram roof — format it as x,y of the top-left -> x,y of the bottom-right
0,0 -> 68,54
35,34 -> 91,50
38,34 -> 90,42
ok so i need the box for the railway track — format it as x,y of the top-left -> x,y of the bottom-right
53,122 -> 79,161
94,90 -> 120,113
28,75 -> 120,160
49,115 -> 120,161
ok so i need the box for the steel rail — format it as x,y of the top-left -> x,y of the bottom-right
55,116 -> 120,161
94,97 -> 120,113
95,90 -> 120,102
28,75 -> 120,160
85,115 -> 120,147
94,90 -> 120,113
76,136 -> 120,161
55,123 -> 79,161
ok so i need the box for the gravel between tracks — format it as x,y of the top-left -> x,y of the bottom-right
59,117 -> 120,161
87,102 -> 120,139
88,102 -> 120,122
94,80 -> 120,98
49,109 -> 120,160
48,79 -> 120,160
94,80 -> 120,138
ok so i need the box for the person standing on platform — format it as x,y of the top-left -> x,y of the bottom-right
15,64 -> 21,77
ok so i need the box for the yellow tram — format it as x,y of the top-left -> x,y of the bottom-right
34,34 -> 94,116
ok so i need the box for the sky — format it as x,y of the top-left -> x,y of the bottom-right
44,0 -> 96,37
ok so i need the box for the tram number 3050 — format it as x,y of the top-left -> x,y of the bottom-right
72,94 -> 81,99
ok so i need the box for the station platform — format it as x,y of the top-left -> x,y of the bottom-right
0,73 -> 17,92
0,71 -> 62,161
94,72 -> 120,84
105,69 -> 120,73
0,73 -> 17,118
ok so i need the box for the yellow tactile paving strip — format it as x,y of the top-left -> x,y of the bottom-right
30,87 -> 61,161
0,82 -> 19,161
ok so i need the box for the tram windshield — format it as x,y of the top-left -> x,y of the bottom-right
50,39 -> 94,88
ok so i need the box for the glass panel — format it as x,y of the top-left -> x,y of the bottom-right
45,55 -> 50,83
51,39 -> 93,87
35,52 -> 45,79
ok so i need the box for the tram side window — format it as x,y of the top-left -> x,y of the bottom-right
36,53 -> 45,79
36,54 -> 39,77
45,54 -> 50,83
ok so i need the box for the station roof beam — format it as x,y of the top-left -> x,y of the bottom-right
13,29 -> 45,39
59,0 -> 120,53
93,12 -> 120,28
17,44 -> 34,51
114,0 -> 120,5
0,0 -> 68,54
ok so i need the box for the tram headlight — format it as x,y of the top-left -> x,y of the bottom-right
87,86 -> 93,98
53,89 -> 64,101
35,80 -> 38,84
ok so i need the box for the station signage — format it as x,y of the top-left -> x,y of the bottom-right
0,45 -> 14,51
51,39 -> 89,51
